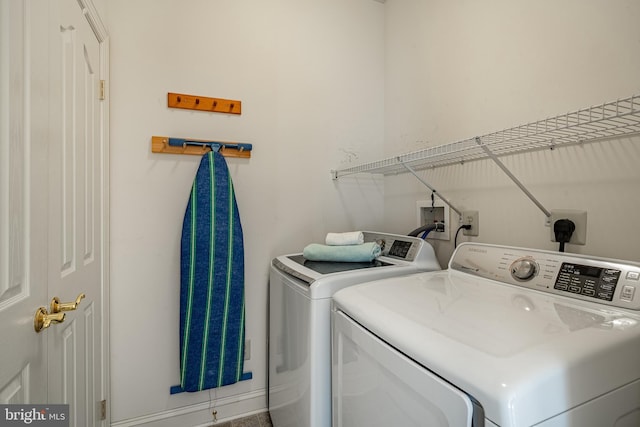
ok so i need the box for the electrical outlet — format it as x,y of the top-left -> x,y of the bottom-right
244,340 -> 251,361
462,210 -> 479,236
549,210 -> 587,245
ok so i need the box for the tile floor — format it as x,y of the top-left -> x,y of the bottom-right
212,411 -> 272,427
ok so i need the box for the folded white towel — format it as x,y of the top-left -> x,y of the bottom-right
325,231 -> 364,246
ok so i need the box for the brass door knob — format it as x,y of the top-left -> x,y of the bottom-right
50,293 -> 85,314
34,307 -> 65,333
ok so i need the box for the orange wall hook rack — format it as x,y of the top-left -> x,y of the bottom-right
168,92 -> 242,115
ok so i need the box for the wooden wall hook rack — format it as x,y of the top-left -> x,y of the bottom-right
151,136 -> 252,158
168,92 -> 242,115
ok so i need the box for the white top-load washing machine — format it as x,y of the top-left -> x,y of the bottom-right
269,231 -> 441,427
332,243 -> 640,427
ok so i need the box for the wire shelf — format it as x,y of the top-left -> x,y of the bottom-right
332,94 -> 640,179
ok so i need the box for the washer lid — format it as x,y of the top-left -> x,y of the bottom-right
332,270 -> 640,427
272,253 -> 422,299
286,254 -> 393,276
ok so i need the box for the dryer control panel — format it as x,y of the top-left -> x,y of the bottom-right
554,263 -> 620,301
450,243 -> 640,311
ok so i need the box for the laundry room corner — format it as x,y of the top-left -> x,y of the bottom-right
107,0 -> 385,426
378,0 -> 640,266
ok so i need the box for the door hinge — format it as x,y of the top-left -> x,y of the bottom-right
99,80 -> 106,100
100,399 -> 107,420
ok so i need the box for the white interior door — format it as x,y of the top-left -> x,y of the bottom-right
0,0 -> 49,406
47,0 -> 108,425
1,0 -> 109,425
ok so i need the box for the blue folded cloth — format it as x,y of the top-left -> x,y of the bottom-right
302,242 -> 381,262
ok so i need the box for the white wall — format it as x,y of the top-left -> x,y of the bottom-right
382,0 -> 640,267
108,0 -> 384,425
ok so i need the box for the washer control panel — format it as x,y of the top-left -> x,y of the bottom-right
451,243 -> 640,311
362,231 -> 422,262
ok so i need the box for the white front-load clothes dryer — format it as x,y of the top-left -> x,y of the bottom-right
332,243 -> 640,427
268,231 -> 441,427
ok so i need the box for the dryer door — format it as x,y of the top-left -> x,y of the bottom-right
332,309 -> 476,427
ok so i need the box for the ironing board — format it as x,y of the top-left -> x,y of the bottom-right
171,151 -> 251,394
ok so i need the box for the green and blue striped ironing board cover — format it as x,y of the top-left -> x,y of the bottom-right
171,151 -> 251,394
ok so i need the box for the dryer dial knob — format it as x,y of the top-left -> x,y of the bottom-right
511,258 -> 538,281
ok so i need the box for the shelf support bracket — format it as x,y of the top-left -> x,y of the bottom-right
475,137 -> 551,218
398,159 -> 463,219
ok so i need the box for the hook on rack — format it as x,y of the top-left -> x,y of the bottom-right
151,136 -> 252,158
169,137 -> 251,152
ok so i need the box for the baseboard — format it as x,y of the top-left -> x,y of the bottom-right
111,389 -> 266,427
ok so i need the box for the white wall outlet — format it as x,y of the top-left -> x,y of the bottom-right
550,210 -> 587,245
244,339 -> 251,361
462,210 -> 479,236
416,200 -> 450,241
